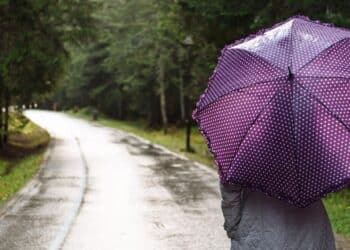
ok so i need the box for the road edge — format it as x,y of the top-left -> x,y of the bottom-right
48,137 -> 89,250
0,139 -> 54,219
89,121 -> 218,176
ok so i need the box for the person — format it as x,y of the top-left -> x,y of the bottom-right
219,183 -> 336,250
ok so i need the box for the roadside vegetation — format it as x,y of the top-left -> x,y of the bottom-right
8,112 -> 50,151
0,153 -> 44,205
0,1 -> 95,149
324,192 -> 350,238
0,112 -> 50,206
69,107 -> 350,238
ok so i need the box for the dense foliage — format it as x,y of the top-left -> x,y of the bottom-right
51,0 -> 350,132
3,0 -> 350,133
0,0 -> 96,146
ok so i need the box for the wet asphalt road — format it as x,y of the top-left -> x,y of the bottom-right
0,110 -> 229,250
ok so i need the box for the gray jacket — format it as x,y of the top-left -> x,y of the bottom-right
220,183 -> 336,250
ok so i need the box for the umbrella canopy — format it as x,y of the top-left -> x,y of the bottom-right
192,16 -> 350,208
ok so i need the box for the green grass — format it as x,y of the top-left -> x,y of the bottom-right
0,153 -> 44,205
0,112 -> 49,206
324,190 -> 350,237
68,108 -> 350,238
0,161 -> 7,176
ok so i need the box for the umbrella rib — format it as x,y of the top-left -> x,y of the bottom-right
194,48 -> 287,116
289,80 -> 301,204
298,75 -> 350,81
289,18 -> 295,71
195,76 -> 286,115
234,48 -> 287,74
295,80 -> 350,133
296,37 -> 350,74
289,22 -> 302,202
230,81 -> 288,165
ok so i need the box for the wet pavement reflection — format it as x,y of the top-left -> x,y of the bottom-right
0,111 -> 229,250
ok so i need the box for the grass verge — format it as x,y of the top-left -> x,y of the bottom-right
68,108 -> 350,238
0,112 -> 50,206
0,153 -> 44,205
324,191 -> 350,238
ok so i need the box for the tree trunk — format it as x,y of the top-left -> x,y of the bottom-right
4,89 -> 10,145
179,68 -> 186,123
118,89 -> 124,120
158,53 -> 168,134
0,93 -> 3,149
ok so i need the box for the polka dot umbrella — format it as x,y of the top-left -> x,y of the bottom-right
192,16 -> 350,208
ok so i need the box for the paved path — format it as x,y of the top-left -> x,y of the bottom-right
336,234 -> 350,250
0,111 -> 228,250
0,110 -> 348,250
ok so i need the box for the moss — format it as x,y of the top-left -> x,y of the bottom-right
8,112 -> 50,150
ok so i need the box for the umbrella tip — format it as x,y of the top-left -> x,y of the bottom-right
288,66 -> 294,80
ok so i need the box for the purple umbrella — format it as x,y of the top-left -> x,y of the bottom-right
192,16 -> 350,208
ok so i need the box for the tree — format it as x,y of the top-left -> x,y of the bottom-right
0,0 -> 96,146
51,0 -> 350,133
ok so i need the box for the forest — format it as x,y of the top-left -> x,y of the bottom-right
2,0 -> 350,137
55,0 -> 350,133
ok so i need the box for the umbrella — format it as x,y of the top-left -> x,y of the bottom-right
192,16 -> 350,208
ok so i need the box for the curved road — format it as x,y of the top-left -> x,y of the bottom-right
0,111 -> 229,250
